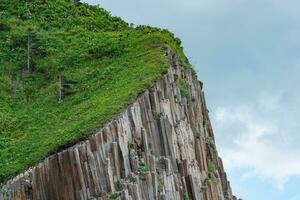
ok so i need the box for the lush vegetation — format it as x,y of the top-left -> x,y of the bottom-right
0,0 -> 192,183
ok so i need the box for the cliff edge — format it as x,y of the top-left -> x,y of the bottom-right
0,0 -> 238,199
1,50 -> 237,200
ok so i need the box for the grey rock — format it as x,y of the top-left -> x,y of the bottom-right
0,50 -> 237,200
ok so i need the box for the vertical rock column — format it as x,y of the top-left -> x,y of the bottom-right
0,50 -> 238,200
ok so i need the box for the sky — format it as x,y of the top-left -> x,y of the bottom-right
84,1 -> 300,199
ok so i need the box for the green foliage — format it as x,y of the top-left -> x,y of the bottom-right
208,160 -> 217,181
110,192 -> 119,200
208,161 -> 216,173
204,136 -> 215,148
138,157 -> 149,181
174,121 -> 179,129
127,141 -> 133,155
158,176 -> 164,193
0,0 -> 192,183
154,111 -> 164,120
179,78 -> 189,98
183,193 -> 190,200
200,178 -> 208,192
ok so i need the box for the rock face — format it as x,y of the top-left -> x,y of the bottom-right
0,51 -> 238,200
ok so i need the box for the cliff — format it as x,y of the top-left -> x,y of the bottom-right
0,50 -> 237,200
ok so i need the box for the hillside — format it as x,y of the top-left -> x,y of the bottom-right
0,1 -> 239,200
0,0 -> 191,183
0,51 -> 238,200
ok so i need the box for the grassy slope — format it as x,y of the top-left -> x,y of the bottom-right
0,0 -> 192,183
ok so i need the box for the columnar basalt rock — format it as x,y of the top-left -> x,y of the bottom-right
0,51 -> 238,200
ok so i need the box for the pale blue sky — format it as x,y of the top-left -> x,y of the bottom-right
84,1 -> 300,199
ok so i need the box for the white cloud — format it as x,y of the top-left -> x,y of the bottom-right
213,92 -> 300,190
84,0 -> 300,197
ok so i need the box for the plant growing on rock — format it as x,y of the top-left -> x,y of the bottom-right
179,78 -> 189,98
127,141 -> 133,155
154,111 -> 164,120
158,175 -> 164,193
0,0 -> 193,183
138,157 -> 149,181
110,192 -> 119,200
183,192 -> 190,200
204,135 -> 215,148
208,160 -> 217,181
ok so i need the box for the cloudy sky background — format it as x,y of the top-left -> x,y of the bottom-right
84,0 -> 300,199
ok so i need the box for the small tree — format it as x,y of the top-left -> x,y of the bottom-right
58,70 -> 78,102
25,28 -> 40,73
26,29 -> 32,72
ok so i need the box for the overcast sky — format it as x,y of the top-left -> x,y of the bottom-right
84,1 -> 300,199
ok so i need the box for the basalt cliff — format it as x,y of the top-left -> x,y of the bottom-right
1,50 -> 237,200
0,1 -> 238,199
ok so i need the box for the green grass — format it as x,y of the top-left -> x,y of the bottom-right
0,0 -> 193,183
179,78 -> 190,98
183,193 -> 191,200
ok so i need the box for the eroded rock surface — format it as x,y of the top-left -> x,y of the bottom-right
0,51 -> 238,200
